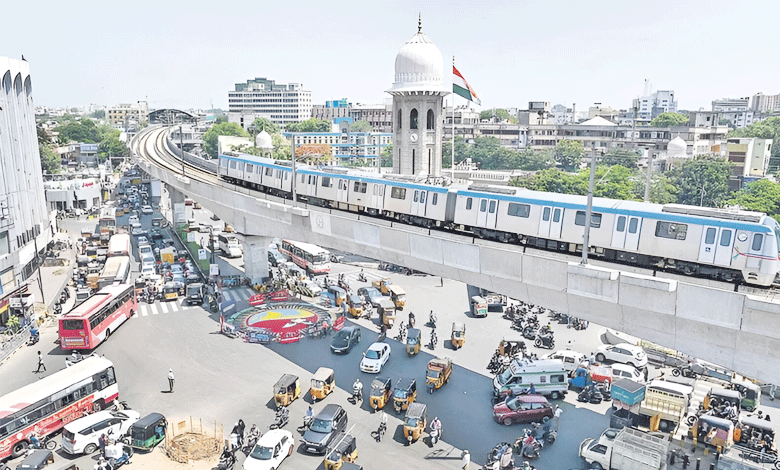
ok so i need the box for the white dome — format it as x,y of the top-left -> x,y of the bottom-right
387,27 -> 449,94
667,136 -> 687,157
256,130 -> 273,150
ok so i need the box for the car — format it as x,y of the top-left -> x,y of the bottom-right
359,342 -> 391,373
331,326 -> 361,354
243,429 -> 294,470
268,250 -> 286,267
357,287 -> 383,308
610,363 -> 646,383
301,404 -> 348,455
596,343 -> 648,369
61,409 -> 141,455
170,264 -> 184,275
543,350 -> 586,375
130,223 -> 144,236
150,228 -> 163,241
140,265 -> 156,279
492,394 -> 554,426
136,236 -> 149,246
141,205 -> 153,215
128,215 -> 140,225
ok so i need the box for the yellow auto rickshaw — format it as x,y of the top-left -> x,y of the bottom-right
311,367 -> 336,402
162,282 -> 179,301
388,285 -> 406,310
369,376 -> 392,411
273,374 -> 301,408
451,322 -> 466,349
323,432 -> 358,470
426,357 -> 453,393
328,285 -> 347,307
377,298 -> 396,327
403,402 -> 427,443
347,295 -> 366,318
406,328 -> 421,355
392,378 -> 417,413
372,278 -> 392,295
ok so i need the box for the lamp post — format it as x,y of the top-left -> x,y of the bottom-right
180,125 -> 185,177
581,149 -> 600,265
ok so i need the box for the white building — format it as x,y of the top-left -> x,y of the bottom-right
725,138 -> 773,180
712,97 -> 754,128
107,102 -> 148,130
751,92 -> 779,113
633,80 -> 677,124
0,57 -> 52,321
228,77 -> 312,127
44,179 -> 102,212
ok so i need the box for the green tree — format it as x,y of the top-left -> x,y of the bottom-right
91,110 -> 105,119
250,118 -> 280,135
517,149 -> 555,171
272,133 -> 291,160
380,144 -> 393,168
214,116 -> 227,124
202,122 -> 249,158
39,144 -> 60,174
632,173 -> 678,204
56,119 -> 101,144
726,179 -> 780,221
718,118 -> 732,127
479,109 -> 518,124
603,149 -> 640,169
668,155 -> 731,207
442,137 -> 469,165
98,135 -> 129,163
350,120 -> 373,133
285,118 -> 331,133
37,125 -> 51,146
554,140 -> 584,172
650,112 -> 689,127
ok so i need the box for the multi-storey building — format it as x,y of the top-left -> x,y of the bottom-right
283,124 -> 391,165
0,57 -> 52,325
633,81 -> 677,124
725,138 -> 773,189
227,77 -> 312,126
106,101 -> 148,129
713,97 -> 754,128
751,92 -> 779,113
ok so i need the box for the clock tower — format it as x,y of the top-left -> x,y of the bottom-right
386,19 -> 450,177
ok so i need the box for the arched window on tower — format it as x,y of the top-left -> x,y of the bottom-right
397,108 -> 402,129
410,109 -> 418,129
427,109 -> 435,130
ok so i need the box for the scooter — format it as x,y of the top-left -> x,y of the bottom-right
28,329 -> 40,346
534,333 -> 555,349
429,331 -> 438,350
215,450 -> 237,470
515,436 -> 543,459
270,408 -> 289,429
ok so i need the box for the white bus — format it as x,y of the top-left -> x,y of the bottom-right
217,234 -> 242,258
107,234 -> 131,258
98,256 -> 131,289
279,240 -> 331,274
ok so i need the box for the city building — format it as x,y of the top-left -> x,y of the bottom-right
0,57 -> 53,325
712,97 -> 754,128
227,77 -> 312,126
311,100 -> 394,133
633,80 -> 677,124
44,178 -> 102,212
518,102 -> 552,126
725,138 -> 773,189
588,104 -> 619,122
284,121 -> 391,165
107,101 -> 149,129
688,111 -> 721,128
751,92 -> 779,113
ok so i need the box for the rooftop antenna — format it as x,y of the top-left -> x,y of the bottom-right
418,13 -> 422,33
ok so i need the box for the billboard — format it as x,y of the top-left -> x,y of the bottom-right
295,143 -> 331,156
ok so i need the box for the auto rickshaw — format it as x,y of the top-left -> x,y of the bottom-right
392,378 -> 417,413
694,414 -> 734,449
274,374 -> 301,407
347,295 -> 366,318
731,378 -> 762,411
162,282 -> 179,301
388,285 -> 406,310
311,367 -> 336,402
328,285 -> 347,307
323,432 -> 358,470
405,328 -> 421,355
122,413 -> 167,451
471,295 -> 488,317
451,322 -> 466,349
372,278 -> 392,295
403,402 -> 428,444
15,450 -> 54,470
736,415 -> 776,454
706,387 -> 743,411
426,357 -> 453,393
377,298 -> 396,327
369,376 -> 392,411
497,339 -> 525,357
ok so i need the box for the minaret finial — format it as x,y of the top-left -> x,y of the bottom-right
418,13 -> 422,33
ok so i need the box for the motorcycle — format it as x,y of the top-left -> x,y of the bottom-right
515,435 -> 543,459
357,271 -> 367,282
534,333 -> 555,349
577,385 -> 603,404
671,365 -> 698,379
395,322 -> 407,342
525,421 -> 557,445
522,325 -> 538,340
216,450 -> 237,470
296,415 -> 313,433
269,408 -> 289,429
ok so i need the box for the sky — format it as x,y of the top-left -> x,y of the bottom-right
3,0 -> 779,113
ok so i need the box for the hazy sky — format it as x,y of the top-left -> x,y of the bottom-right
3,0 -> 778,112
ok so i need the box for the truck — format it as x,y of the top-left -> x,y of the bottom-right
149,179 -> 162,205
580,427 -> 669,470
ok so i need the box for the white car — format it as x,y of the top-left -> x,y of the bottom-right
359,342 -> 391,373
243,429 -> 294,470
543,350 -> 586,375
140,265 -> 156,279
128,215 -> 140,225
61,409 -> 141,455
137,236 -> 149,246
141,205 -> 153,215
596,343 -> 648,369
611,363 -> 646,384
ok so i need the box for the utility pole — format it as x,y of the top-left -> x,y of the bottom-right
290,134 -> 297,206
581,149 -> 599,265
180,125 -> 185,177
643,148 -> 653,202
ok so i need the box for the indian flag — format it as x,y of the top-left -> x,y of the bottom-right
453,66 -> 481,105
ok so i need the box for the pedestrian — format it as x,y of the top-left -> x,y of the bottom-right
35,350 -> 46,373
588,352 -> 596,365
439,277 -> 444,287
99,433 -> 107,457
461,449 -> 470,470
167,368 -> 175,392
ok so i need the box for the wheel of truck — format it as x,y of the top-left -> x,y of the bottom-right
589,463 -> 603,470
686,415 -> 698,426
672,368 -> 681,377
550,391 -> 561,400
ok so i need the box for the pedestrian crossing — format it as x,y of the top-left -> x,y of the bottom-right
132,287 -> 255,318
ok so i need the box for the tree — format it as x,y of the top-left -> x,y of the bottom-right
650,112 -> 689,127
98,135 -> 129,162
215,116 -> 227,124
350,120 -> 373,133
554,140 -> 584,172
285,118 -> 331,133
56,119 -> 100,144
202,122 -> 249,158
603,149 -> 640,169
479,109 -> 518,124
39,144 -> 60,174
632,173 -> 678,204
668,155 -> 731,207
272,133 -> 291,160
726,179 -> 780,221
517,149 -> 555,171
250,118 -> 280,135
718,118 -> 732,127
91,110 -> 105,119
380,144 -> 393,168
37,125 -> 51,146
442,137 -> 469,165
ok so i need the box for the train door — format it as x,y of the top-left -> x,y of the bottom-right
486,199 -> 498,229
698,227 -> 717,264
538,206 -> 552,237
611,215 -> 627,248
625,217 -> 642,250
477,199 -> 489,227
337,179 -> 348,203
613,216 -> 642,250
411,190 -> 426,217
371,184 -> 384,210
746,233 -> 764,269
714,228 -> 735,266
549,207 -> 564,239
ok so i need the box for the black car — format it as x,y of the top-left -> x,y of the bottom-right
330,326 -> 361,354
150,229 -> 163,241
301,404 -> 348,454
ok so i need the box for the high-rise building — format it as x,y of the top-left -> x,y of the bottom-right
632,80 -> 677,123
751,93 -> 779,113
227,77 -> 312,127
713,97 -> 754,128
107,102 -> 148,129
0,57 -> 52,323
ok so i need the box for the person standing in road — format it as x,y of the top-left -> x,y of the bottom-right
461,449 -> 470,469
167,369 -> 175,392
35,351 -> 46,373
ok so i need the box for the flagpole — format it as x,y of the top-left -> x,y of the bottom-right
451,56 -> 456,181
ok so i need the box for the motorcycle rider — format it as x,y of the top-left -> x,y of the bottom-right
275,406 -> 289,427
408,311 -> 415,328
429,416 -> 442,444
304,406 -> 313,427
93,457 -> 110,470
245,424 -> 260,450
218,447 -> 236,469
429,310 -> 437,327
353,378 -> 363,403
499,445 -> 514,470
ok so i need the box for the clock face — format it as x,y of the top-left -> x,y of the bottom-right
409,133 -> 418,143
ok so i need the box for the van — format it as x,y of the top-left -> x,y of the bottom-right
217,234 -> 242,258
493,358 -> 569,400
61,409 -> 141,455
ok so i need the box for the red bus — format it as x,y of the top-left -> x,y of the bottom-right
0,356 -> 118,459
58,284 -> 137,350
278,240 -> 331,274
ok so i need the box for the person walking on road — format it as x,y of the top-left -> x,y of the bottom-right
461,449 -> 470,469
167,369 -> 175,392
35,351 -> 46,373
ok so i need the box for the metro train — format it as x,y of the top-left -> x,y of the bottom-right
218,152 -> 780,286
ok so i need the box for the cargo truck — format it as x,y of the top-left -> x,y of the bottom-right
580,427 -> 669,470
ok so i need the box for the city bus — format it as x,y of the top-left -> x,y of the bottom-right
0,356 -> 118,460
58,284 -> 137,350
98,207 -> 117,242
107,233 -> 130,258
97,256 -> 131,289
278,240 -> 331,274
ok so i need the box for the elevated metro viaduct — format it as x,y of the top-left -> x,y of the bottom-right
131,127 -> 780,386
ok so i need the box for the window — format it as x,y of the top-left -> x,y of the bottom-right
238,162 -> 245,172
616,216 -> 626,232
720,230 -> 732,247
321,176 -> 331,187
628,218 -> 639,234
229,161 -> 237,169
0,231 -> 8,256
553,208 -> 561,223
480,200 -> 487,212
655,221 -> 687,240
410,109 -> 418,129
466,198 -> 473,210
489,200 -> 496,213
246,163 -> 253,173
265,167 -> 273,176
575,211 -> 602,228
432,193 -> 438,205
752,233 -> 764,251
427,109 -> 435,130
397,109 -> 402,129
391,187 -> 406,199
353,182 -> 367,193
705,228 -> 716,244
420,192 -> 426,204
220,159 -> 228,168
413,190 -> 418,202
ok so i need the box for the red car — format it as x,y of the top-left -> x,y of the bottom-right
492,395 -> 554,426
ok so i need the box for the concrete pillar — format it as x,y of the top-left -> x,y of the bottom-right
243,236 -> 272,285
168,186 -> 187,226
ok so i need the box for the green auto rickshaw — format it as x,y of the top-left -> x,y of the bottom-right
122,413 -> 167,451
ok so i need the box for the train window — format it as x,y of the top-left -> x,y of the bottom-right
628,218 -> 639,234
391,187 -> 406,199
655,221 -> 687,240
413,191 -> 419,202
480,200 -> 487,212
379,185 -> 384,196
373,185 -> 378,195
432,193 -> 438,205
752,233 -> 764,251
420,192 -> 426,204
489,200 -> 496,213
301,174 -> 306,183
553,208 -> 561,223
265,167 -> 273,176
238,162 -> 244,172
466,198 -> 473,210
616,216 -> 626,232
246,163 -> 254,173
284,172 -> 289,180
321,176 -> 331,187
705,228 -> 716,244
229,161 -> 237,169
220,159 -> 228,168
507,203 -> 530,218
575,211 -> 602,228
353,182 -> 367,193
542,207 -> 550,221
719,230 -> 732,247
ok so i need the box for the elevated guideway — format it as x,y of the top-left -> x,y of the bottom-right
131,126 -> 780,385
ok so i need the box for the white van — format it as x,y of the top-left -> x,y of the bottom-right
543,350 -> 586,375
61,410 -> 141,455
217,234 -> 242,258
493,359 -> 569,400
